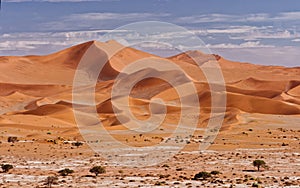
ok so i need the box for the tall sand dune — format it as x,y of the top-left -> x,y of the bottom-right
0,40 -> 299,137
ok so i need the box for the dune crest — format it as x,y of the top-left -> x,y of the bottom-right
0,40 -> 299,136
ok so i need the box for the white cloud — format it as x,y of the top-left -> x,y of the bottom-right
134,42 -> 173,50
205,26 -> 261,34
0,40 -> 68,51
229,29 -> 298,40
206,41 -> 274,49
275,12 -> 300,21
176,14 -> 236,24
213,46 -> 300,67
176,11 -> 300,24
243,13 -> 271,22
41,12 -> 170,31
196,25 -> 299,42
0,31 -> 99,54
189,27 -> 254,35
67,12 -> 170,21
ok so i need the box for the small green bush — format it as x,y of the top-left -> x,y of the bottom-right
72,141 -> 83,147
89,166 -> 106,176
1,164 -> 13,173
45,176 -> 58,188
210,170 -> 221,175
58,168 -> 74,176
193,171 -> 211,180
253,159 -> 266,171
8,137 -> 17,143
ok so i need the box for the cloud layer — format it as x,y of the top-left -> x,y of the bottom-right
0,1 -> 299,67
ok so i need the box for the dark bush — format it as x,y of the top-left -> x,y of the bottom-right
44,176 -> 58,188
72,141 -> 83,147
210,170 -> 221,175
1,164 -> 13,172
8,137 -> 18,143
58,168 -> 74,176
253,160 -> 266,171
89,166 -> 106,176
193,171 -> 211,180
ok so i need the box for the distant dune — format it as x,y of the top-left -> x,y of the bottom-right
0,40 -> 299,139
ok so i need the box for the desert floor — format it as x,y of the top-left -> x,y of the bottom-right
0,113 -> 299,188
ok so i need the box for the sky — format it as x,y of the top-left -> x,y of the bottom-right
0,0 -> 299,67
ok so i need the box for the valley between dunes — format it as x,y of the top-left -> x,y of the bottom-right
0,40 -> 299,187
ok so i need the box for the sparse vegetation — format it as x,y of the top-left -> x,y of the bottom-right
44,176 -> 58,188
89,166 -> 106,176
72,141 -> 83,147
1,164 -> 13,173
58,168 -> 74,176
8,136 -> 18,143
193,171 -> 211,180
253,159 -> 266,171
210,170 -> 221,175
159,174 -> 170,179
193,170 -> 223,181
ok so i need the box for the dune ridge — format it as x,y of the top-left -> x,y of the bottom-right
0,40 -> 299,138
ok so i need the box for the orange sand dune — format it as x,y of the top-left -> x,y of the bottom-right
227,92 -> 300,115
20,103 -> 70,116
0,40 -> 299,138
0,83 -> 71,96
288,85 -> 300,97
230,77 -> 288,90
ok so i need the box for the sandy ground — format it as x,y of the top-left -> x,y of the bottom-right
0,113 -> 299,188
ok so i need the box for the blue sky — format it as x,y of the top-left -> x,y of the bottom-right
0,0 -> 299,66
